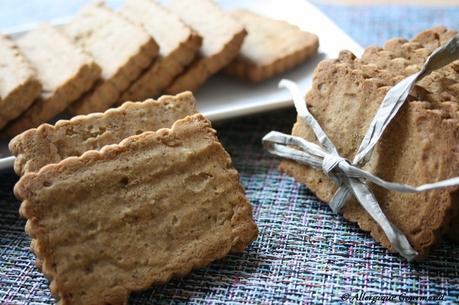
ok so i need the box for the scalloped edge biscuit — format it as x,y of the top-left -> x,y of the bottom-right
65,2 -> 159,115
14,113 -> 258,305
0,35 -> 42,130
361,26 -> 459,243
118,0 -> 202,103
280,28 -> 458,260
5,24 -> 101,137
165,0 -> 246,94
225,10 -> 319,82
9,92 -> 197,176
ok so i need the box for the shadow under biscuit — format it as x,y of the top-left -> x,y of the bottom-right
129,249 -> 263,304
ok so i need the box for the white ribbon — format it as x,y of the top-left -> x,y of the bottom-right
263,34 -> 459,261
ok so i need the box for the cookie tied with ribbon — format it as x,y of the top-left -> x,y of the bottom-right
264,28 -> 459,261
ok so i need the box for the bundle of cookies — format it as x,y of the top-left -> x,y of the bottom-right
10,92 -> 258,304
0,0 -> 319,137
279,26 -> 458,260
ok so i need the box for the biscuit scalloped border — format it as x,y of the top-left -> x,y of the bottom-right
9,91 -> 197,176
14,113 -> 257,304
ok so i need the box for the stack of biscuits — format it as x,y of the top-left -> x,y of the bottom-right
280,26 -> 458,260
0,0 -> 319,137
10,91 -> 259,304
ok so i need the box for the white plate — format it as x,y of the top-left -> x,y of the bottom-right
0,0 -> 363,170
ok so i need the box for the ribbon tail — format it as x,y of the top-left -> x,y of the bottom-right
346,165 -> 459,193
353,34 -> 459,167
331,163 -> 459,215
348,178 -> 418,261
279,79 -> 340,156
262,132 -> 325,169
329,186 -> 352,213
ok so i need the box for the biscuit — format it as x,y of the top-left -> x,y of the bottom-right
4,24 -> 101,137
361,26 -> 459,243
410,29 -> 458,122
225,10 -> 319,82
165,0 -> 246,94
279,30 -> 458,260
118,0 -> 202,103
65,2 -> 159,115
9,91 -> 197,176
14,113 -> 258,305
0,35 -> 41,130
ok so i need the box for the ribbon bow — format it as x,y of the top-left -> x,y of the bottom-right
263,34 -> 459,261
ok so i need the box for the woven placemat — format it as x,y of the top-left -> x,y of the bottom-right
1,2 -> 459,305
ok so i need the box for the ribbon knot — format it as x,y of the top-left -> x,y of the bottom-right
321,154 -> 347,176
263,34 -> 459,262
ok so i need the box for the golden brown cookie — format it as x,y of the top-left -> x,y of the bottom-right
361,26 -> 459,244
65,2 -> 158,115
14,113 -> 258,305
10,92 -> 197,176
280,29 -> 458,260
225,10 -> 319,82
0,35 -> 42,130
5,24 -> 101,137
118,0 -> 202,103
165,0 -> 246,94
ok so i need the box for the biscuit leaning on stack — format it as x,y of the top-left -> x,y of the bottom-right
11,92 -> 199,273
165,0 -> 247,94
14,114 -> 257,305
225,10 -> 319,82
5,24 -> 101,136
10,92 -> 258,304
0,35 -> 41,130
65,2 -> 159,115
118,0 -> 202,103
280,27 -> 458,260
10,92 -> 197,176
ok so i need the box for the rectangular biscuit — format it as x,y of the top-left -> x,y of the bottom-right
4,24 -> 101,137
280,42 -> 458,260
361,26 -> 458,115
412,28 -> 459,242
118,0 -> 202,103
0,35 -> 41,130
65,2 -> 159,115
359,26 -> 459,244
165,0 -> 246,94
225,10 -> 319,82
9,91 -> 197,176
14,113 -> 258,305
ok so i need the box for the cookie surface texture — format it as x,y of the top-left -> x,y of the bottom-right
14,113 -> 258,305
0,35 -> 42,130
280,27 -> 459,260
5,24 -> 101,136
65,2 -> 158,115
118,0 -> 202,103
165,0 -> 246,94
225,9 -> 319,82
9,92 -> 197,175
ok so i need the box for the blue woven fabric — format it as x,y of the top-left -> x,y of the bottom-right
1,2 -> 458,305
313,3 -> 459,47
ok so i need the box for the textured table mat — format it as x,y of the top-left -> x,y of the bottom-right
1,2 -> 459,304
